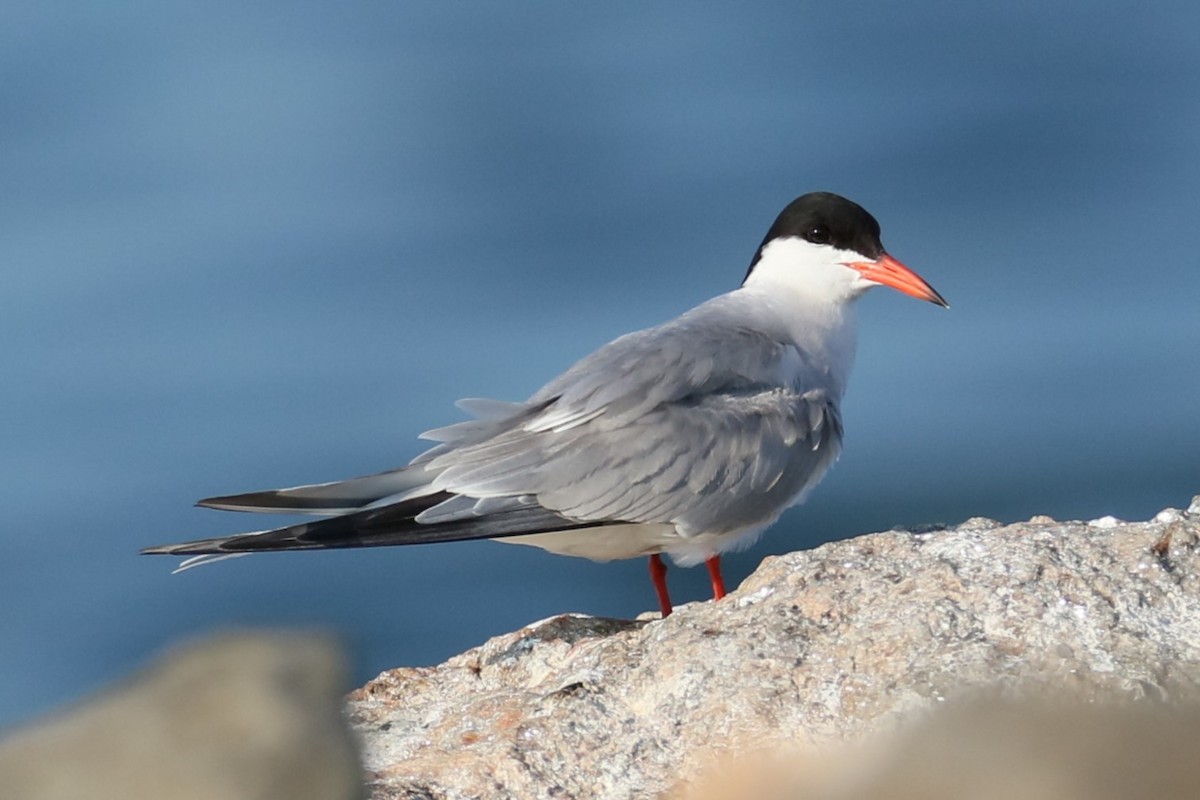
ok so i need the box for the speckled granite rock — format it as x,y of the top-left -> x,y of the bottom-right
348,498 -> 1200,800
0,632 -> 364,800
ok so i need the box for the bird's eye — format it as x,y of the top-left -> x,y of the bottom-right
804,225 -> 831,245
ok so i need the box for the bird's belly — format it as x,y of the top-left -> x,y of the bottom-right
498,522 -> 768,567
498,523 -> 680,561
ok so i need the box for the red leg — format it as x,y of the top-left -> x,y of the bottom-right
648,554 -> 673,617
706,555 -> 727,600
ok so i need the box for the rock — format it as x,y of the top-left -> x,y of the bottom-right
348,500 -> 1200,800
0,631 -> 364,800
672,694 -> 1200,800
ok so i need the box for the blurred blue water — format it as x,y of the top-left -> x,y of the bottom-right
2,1 -> 1198,728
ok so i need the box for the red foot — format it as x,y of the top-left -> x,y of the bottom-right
648,554 -> 673,617
706,555 -> 727,600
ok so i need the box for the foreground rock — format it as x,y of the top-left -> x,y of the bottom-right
348,501 -> 1200,800
675,694 -> 1200,800
0,632 -> 363,800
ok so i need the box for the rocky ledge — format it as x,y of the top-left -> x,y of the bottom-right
348,500 -> 1200,800
4,501 -> 1199,799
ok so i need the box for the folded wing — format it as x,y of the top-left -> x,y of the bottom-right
145,303 -> 843,562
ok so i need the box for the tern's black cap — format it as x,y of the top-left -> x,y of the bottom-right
745,192 -> 885,282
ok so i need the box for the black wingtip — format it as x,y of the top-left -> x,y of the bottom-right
141,537 -> 233,556
195,492 -> 298,512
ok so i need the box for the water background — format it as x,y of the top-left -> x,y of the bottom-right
3,1 -> 1199,727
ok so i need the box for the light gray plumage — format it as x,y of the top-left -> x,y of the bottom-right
412,291 -> 845,565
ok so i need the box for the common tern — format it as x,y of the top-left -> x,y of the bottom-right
144,191 -> 947,616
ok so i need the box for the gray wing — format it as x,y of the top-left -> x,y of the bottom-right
145,299 -> 843,563
421,311 -> 844,538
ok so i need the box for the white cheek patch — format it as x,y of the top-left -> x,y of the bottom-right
744,237 -> 864,302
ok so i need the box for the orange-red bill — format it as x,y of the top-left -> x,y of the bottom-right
846,253 -> 948,308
